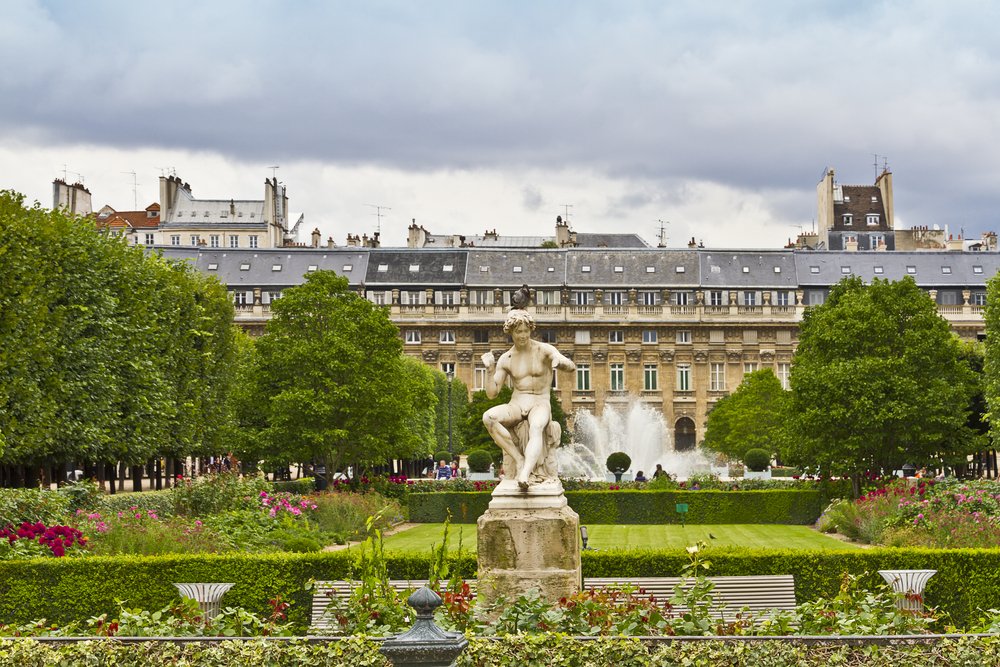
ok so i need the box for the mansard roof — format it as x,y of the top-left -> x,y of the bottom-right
699,251 -> 799,288
364,250 -> 468,286
833,185 -> 890,231
164,248 -> 369,287
794,251 -> 1000,287
157,247 -> 1000,294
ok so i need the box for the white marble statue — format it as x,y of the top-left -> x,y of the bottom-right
482,308 -> 576,492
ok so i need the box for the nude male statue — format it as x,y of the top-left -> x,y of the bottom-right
482,308 -> 576,492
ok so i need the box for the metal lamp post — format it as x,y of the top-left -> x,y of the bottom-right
446,369 -> 454,456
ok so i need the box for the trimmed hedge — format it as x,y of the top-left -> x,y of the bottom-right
409,490 -> 824,525
3,636 -> 1000,666
0,551 -> 475,632
4,546 -> 1000,629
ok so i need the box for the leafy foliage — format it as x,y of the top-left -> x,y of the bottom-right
250,271 -> 436,475
742,448 -> 771,472
0,190 -> 238,468
704,370 -> 790,461
788,277 -> 977,492
465,450 -> 493,473
606,452 -> 632,474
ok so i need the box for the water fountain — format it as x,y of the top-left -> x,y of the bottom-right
557,401 -> 711,480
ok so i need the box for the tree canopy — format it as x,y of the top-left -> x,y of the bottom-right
788,276 -> 976,489
251,271 -> 436,475
0,190 -> 238,473
703,369 -> 791,462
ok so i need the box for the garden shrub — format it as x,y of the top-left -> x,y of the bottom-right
743,448 -> 771,472
311,492 -> 403,541
465,450 -> 492,473
272,478 -> 316,495
409,489 -> 825,525
94,490 -> 176,518
172,472 -> 272,516
0,488 -> 71,527
2,547 -> 1000,631
606,452 -> 632,475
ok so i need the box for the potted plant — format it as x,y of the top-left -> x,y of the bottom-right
743,448 -> 772,480
606,452 -> 632,483
466,449 -> 495,481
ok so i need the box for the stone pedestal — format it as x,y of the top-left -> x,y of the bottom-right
476,487 -> 581,610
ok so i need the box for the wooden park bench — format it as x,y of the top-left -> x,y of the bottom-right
584,575 -> 797,617
311,575 -> 794,629
311,579 -> 478,630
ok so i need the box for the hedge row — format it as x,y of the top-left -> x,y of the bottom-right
3,547 -> 1000,630
3,635 -> 1000,666
408,490 -> 825,525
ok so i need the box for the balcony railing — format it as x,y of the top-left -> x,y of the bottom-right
469,304 -> 495,314
670,305 -> 696,316
637,305 -> 662,316
604,305 -> 629,316
570,305 -> 595,316
704,306 -> 728,315
738,306 -> 762,315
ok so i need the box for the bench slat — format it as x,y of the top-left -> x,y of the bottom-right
311,575 -> 795,629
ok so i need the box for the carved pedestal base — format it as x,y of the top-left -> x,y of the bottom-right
476,504 -> 581,611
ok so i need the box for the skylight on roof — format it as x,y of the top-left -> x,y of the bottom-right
941,266 -> 952,274
207,263 -> 218,271
409,264 -> 419,272
378,264 -> 388,272
239,263 -> 250,271
841,266 -> 851,274
675,266 -> 685,273
307,265 -> 318,272
480,266 -> 489,272
773,267 -> 781,273
646,266 -> 655,273
272,264 -> 282,272
614,266 -> 624,273
906,266 -> 916,274
513,266 -> 522,273
974,265 -> 984,274
547,267 -> 555,272
443,264 -> 453,272
810,266 -> 819,274
874,266 -> 884,274
742,266 -> 750,273
343,264 -> 353,272
581,265 -> 591,273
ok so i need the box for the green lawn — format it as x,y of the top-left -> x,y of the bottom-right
379,523 -> 860,553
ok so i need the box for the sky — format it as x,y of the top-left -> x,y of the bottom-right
3,0 -> 1000,249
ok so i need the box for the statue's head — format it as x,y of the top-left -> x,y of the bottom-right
503,308 -> 536,334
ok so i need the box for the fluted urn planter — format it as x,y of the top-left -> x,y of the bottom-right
878,569 -> 936,612
173,582 -> 235,620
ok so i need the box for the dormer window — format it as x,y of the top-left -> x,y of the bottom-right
272,264 -> 282,272
974,265 -> 984,274
867,214 -> 880,226
646,266 -> 655,273
614,266 -> 624,273
906,265 -> 916,274
377,264 -> 388,272
675,266 -> 685,273
342,264 -> 353,272
409,264 -> 419,272
239,263 -> 251,271
443,264 -> 453,272
942,266 -> 952,274
871,196 -> 878,203
513,266 -> 523,273
581,265 -> 591,273
842,214 -> 853,226
844,195 -> 851,202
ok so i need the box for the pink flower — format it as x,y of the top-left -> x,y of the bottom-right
194,520 -> 203,527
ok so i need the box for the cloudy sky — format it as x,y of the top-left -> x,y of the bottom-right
3,1 -> 999,248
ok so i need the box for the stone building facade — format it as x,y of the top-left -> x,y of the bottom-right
161,245 -> 998,447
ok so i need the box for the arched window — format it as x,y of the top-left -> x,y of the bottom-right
674,417 -> 696,452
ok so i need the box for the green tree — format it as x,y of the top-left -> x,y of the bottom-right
253,271 -> 432,477
0,191 -> 238,482
432,371 -> 468,454
703,369 -> 791,462
789,276 -> 976,495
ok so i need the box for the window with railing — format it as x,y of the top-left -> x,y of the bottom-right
610,363 -> 625,391
676,364 -> 691,392
643,364 -> 658,391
